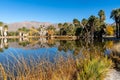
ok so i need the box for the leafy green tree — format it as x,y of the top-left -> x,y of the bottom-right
110,8 -> 120,38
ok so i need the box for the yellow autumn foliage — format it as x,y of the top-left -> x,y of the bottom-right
106,26 -> 114,36
47,30 -> 54,36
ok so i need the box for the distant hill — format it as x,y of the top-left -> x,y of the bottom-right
7,21 -> 53,32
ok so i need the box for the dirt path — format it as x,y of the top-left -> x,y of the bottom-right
105,69 -> 120,80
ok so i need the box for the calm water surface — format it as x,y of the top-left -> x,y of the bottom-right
0,38 -> 119,67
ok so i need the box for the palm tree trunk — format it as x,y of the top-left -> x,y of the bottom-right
116,22 -> 119,38
91,25 -> 94,43
118,21 -> 120,37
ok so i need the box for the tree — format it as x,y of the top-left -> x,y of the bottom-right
0,22 -> 3,36
67,24 -> 75,35
47,25 -> 56,36
58,23 -> 63,35
63,23 -> 68,29
81,18 -> 88,27
4,25 -> 8,30
98,10 -> 106,24
73,19 -> 80,27
106,26 -> 114,36
0,22 -> 3,26
18,28 -> 22,36
88,15 -> 99,41
110,8 -> 120,38
58,23 -> 63,29
59,23 -> 68,35
4,25 -> 8,36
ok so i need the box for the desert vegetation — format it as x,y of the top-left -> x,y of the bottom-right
0,46 -> 113,80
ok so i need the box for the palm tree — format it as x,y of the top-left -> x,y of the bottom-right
0,22 -> 3,37
88,15 -> 98,41
58,23 -> 63,29
81,18 -> 88,27
58,23 -> 63,35
47,25 -> 56,36
63,23 -> 68,29
18,28 -> 22,36
4,25 -> 8,30
110,8 -> 120,38
0,22 -> 3,26
4,25 -> 8,36
98,10 -> 105,24
63,23 -> 69,35
73,19 -> 80,27
67,24 -> 75,35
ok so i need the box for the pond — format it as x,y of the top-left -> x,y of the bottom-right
0,38 -> 118,62
0,37 -> 119,79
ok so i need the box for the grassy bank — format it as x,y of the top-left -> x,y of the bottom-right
0,47 -> 113,80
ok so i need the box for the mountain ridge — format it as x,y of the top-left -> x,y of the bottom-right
7,21 -> 53,31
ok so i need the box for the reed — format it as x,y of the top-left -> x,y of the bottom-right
0,47 -> 113,80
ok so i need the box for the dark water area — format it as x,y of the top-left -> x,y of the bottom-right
0,38 -> 120,71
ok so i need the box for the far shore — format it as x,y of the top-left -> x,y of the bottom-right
0,35 -> 118,40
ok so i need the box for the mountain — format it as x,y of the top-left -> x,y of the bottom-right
7,21 -> 53,31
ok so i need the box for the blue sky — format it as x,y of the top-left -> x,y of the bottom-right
0,0 -> 120,24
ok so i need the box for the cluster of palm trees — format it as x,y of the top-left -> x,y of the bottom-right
57,8 -> 120,39
57,10 -> 106,40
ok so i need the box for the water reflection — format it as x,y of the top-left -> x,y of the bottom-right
1,37 -> 120,76
0,38 -> 116,53
0,38 -> 118,59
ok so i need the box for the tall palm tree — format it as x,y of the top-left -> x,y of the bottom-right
0,22 -> 3,37
0,22 -> 3,26
18,28 -> 24,36
4,25 -> 8,31
58,23 -> 63,35
110,8 -> 120,38
88,15 -> 98,41
4,25 -> 8,36
98,10 -> 105,24
58,23 -> 63,29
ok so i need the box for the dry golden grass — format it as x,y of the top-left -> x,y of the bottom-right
0,47 -> 113,80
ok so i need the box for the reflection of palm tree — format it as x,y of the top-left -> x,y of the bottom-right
0,48 -> 3,52
4,44 -> 9,49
